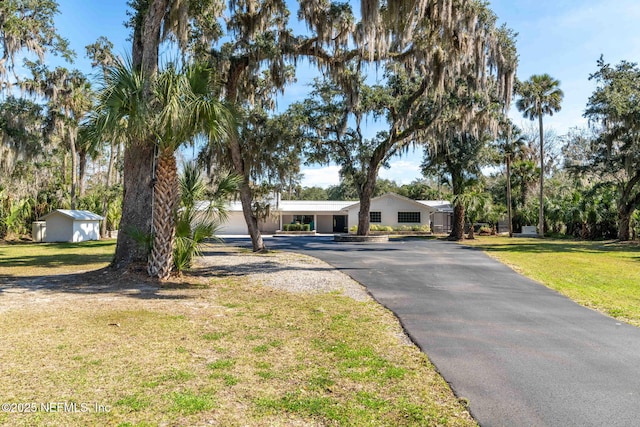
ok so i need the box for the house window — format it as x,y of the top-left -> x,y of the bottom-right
398,212 -> 421,223
292,215 -> 314,225
370,211 -> 382,223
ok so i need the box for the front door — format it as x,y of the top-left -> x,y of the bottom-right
333,215 -> 347,233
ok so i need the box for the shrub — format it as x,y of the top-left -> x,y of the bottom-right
479,226 -> 492,234
284,223 -> 311,232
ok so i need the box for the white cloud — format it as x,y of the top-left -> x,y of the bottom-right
379,159 -> 422,184
300,157 -> 424,189
300,165 -> 341,188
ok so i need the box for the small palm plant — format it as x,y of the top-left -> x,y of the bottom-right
173,161 -> 240,273
453,189 -> 491,240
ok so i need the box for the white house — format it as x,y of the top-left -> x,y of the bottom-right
216,193 -> 452,235
342,193 -> 453,233
38,209 -> 104,242
218,200 -> 353,234
278,200 -> 354,233
217,201 -> 279,234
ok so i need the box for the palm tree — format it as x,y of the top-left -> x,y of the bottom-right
21,63 -> 93,209
149,63 -> 235,279
86,37 -> 121,238
174,161 -> 240,273
516,74 -> 564,237
114,0 -> 223,269
497,122 -> 527,237
96,59 -> 235,279
453,189 -> 490,240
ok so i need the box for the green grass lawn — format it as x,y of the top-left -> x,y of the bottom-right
462,236 -> 640,326
0,240 -> 116,277
0,243 -> 475,426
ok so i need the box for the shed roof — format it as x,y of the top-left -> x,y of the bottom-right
39,209 -> 104,221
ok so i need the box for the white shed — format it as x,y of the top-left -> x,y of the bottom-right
38,210 -> 104,242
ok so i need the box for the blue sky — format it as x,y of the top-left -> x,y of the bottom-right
51,0 -> 640,187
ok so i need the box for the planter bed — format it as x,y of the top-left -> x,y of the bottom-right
275,230 -> 317,236
334,234 -> 390,243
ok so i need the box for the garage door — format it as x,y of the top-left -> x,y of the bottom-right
217,212 -> 249,235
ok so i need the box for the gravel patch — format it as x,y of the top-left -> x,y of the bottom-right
196,244 -> 372,302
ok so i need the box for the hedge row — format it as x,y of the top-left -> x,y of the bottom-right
282,223 -> 311,231
349,224 -> 431,233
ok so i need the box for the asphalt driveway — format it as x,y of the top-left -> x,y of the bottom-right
222,235 -> 640,426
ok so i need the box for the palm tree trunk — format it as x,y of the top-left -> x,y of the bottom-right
506,153 -> 513,237
101,141 -> 117,238
450,203 -> 465,240
78,150 -> 88,197
467,222 -> 475,239
148,147 -> 179,279
115,142 -> 123,185
70,133 -> 78,210
538,113 -> 544,238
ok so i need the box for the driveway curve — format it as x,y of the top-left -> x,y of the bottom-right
223,236 -> 640,427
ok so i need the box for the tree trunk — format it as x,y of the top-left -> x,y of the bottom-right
101,141 -> 117,238
113,0 -> 168,269
356,176 -> 376,236
113,141 -> 155,268
115,142 -> 123,185
449,203 -> 465,240
78,150 -> 88,197
467,222 -> 475,239
538,113 -> 545,238
70,133 -> 78,210
133,0 -> 167,76
148,147 -> 179,279
239,180 -> 264,251
618,206 -> 632,241
448,165 -> 465,241
506,153 -> 513,237
229,135 -> 264,251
